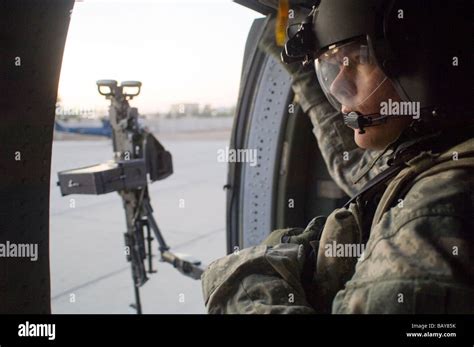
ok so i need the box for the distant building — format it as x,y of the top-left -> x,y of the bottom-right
213,106 -> 235,117
168,103 -> 200,118
198,104 -> 235,118
201,104 -> 213,117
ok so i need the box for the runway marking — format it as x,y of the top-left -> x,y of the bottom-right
51,227 -> 224,301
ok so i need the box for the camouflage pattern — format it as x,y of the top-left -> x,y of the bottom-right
202,243 -> 315,314
259,227 -> 305,248
309,206 -> 361,313
260,216 -> 326,248
202,138 -> 474,314
306,101 -> 392,196
332,138 -> 474,313
202,17 -> 474,314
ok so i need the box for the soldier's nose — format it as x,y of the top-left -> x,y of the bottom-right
341,105 -> 351,114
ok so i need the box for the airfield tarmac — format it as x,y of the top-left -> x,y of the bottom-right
50,131 -> 229,313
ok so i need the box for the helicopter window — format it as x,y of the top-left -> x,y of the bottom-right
51,0 -> 260,314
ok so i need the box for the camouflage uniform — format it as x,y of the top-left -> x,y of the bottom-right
202,131 -> 474,313
201,71 -> 474,314
201,21 -> 474,314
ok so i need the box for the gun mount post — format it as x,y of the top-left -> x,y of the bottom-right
57,80 -> 205,314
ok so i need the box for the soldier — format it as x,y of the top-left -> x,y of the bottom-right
202,0 -> 474,313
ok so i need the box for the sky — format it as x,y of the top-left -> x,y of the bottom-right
58,0 -> 262,114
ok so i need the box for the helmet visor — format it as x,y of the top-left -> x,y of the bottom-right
315,37 -> 389,112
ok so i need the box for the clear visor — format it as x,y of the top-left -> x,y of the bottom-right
315,37 -> 389,112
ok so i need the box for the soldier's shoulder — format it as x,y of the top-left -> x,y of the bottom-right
375,163 -> 473,236
353,164 -> 473,284
403,162 -> 473,214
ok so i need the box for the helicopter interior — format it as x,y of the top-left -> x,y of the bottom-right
0,0 -> 348,313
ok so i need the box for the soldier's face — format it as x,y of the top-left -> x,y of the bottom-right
316,40 -> 411,150
337,67 -> 411,150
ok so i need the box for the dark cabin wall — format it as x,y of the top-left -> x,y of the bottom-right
0,0 -> 74,313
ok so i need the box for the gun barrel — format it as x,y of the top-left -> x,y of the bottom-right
161,251 -> 204,280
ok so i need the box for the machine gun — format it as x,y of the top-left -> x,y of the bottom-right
57,80 -> 204,314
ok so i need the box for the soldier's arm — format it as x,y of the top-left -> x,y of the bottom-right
332,170 -> 474,313
202,243 -> 316,314
306,103 -> 385,196
294,68 -> 390,196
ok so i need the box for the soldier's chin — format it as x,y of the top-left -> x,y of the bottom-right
353,127 -> 385,150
